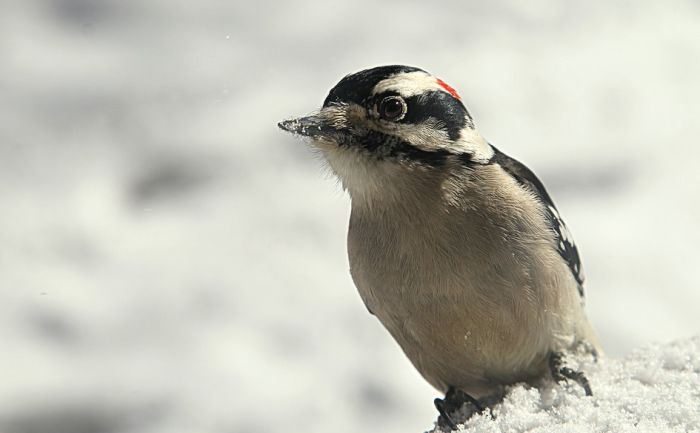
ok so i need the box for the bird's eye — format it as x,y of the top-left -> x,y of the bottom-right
378,96 -> 407,121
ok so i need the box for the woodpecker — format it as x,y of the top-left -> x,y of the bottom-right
278,65 -> 601,430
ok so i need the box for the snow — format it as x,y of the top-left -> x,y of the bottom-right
1,1 -> 700,432
431,337 -> 700,433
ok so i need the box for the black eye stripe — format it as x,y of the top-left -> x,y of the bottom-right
401,91 -> 470,140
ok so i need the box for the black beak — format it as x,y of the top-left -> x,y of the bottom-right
278,114 -> 336,138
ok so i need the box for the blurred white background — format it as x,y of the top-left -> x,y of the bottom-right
1,1 -> 699,432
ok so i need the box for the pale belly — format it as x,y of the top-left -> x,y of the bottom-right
347,223 -> 582,396
373,294 -> 553,396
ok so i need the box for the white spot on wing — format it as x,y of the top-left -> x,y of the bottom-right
549,205 -> 573,244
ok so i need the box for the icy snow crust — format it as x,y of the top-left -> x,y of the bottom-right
432,338 -> 700,433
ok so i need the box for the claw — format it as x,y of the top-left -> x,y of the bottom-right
434,397 -> 457,431
434,386 -> 484,431
549,351 -> 593,396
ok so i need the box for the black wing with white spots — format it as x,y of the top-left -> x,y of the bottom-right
489,145 -> 585,297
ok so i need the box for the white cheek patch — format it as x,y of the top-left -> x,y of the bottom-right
378,119 -> 451,149
372,71 -> 448,98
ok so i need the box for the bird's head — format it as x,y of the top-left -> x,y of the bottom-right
279,65 -> 493,198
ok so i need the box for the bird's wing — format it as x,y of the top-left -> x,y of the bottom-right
489,145 -> 585,297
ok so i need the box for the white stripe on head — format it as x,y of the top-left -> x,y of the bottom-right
371,71 -> 447,98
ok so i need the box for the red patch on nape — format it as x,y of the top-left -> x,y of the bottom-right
436,78 -> 461,100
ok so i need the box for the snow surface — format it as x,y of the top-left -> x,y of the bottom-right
431,337 -> 700,433
1,1 -> 700,433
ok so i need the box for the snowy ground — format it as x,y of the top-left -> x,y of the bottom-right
435,337 -> 700,433
1,1 -> 699,432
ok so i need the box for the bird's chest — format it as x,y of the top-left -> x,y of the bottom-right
347,212 -> 479,323
346,205 -> 557,356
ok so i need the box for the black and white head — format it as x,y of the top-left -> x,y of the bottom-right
278,65 -> 494,197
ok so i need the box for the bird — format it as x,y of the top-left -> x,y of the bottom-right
278,65 -> 601,429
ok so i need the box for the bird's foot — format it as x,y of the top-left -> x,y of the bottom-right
549,351 -> 593,396
434,386 -> 483,431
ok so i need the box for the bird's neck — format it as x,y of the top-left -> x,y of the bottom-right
321,146 -> 445,211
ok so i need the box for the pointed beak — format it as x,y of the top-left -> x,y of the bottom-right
278,114 -> 336,138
